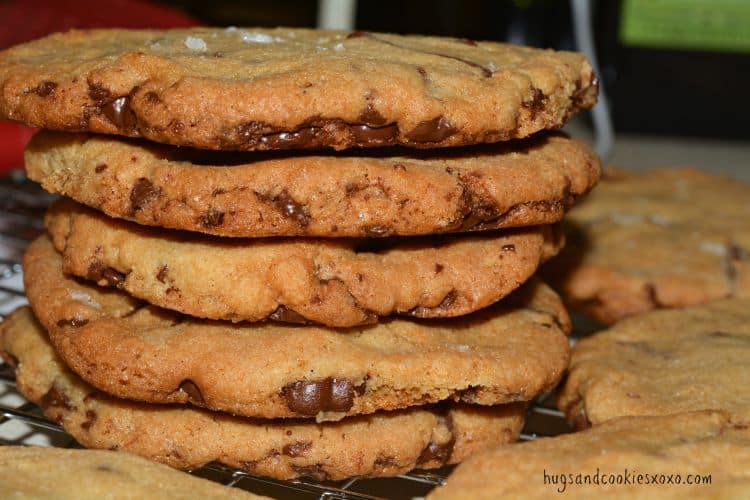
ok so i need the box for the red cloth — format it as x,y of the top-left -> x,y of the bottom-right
0,0 -> 201,173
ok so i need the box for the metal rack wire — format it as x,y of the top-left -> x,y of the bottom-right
0,175 -> 570,499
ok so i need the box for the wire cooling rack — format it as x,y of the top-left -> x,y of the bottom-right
0,174 -> 571,499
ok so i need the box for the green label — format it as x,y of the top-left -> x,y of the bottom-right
620,0 -> 750,53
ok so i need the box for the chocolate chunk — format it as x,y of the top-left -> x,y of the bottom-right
405,116 -> 456,143
269,305 -> 309,324
32,81 -> 57,97
281,377 -> 365,415
351,123 -> 398,143
359,103 -> 388,126
438,290 -> 457,309
199,209 -> 225,228
56,318 -> 89,328
434,263 -> 444,274
81,409 -> 97,431
347,31 -> 367,39
282,440 -> 312,457
88,82 -> 111,103
102,96 -> 137,132
40,385 -> 73,411
156,265 -> 168,283
130,178 -> 160,213
502,244 -> 516,252
145,91 -> 161,103
87,261 -> 126,287
417,441 -> 453,465
254,189 -> 310,227
458,386 -> 480,403
178,379 -> 206,406
522,87 -> 548,119
94,163 -> 107,173
291,464 -> 329,481
259,127 -> 320,149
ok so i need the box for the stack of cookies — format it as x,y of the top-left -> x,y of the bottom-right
0,27 -> 598,481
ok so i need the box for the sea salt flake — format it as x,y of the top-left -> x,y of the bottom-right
241,31 -> 276,44
185,36 -> 207,52
700,241 -> 726,256
487,61 -> 497,72
334,43 -> 345,51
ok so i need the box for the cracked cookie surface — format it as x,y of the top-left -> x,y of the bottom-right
0,446 -> 264,499
429,411 -> 750,499
557,298 -> 750,429
0,307 -> 526,480
46,199 -> 563,326
544,167 -> 750,324
23,235 -> 570,420
0,28 -> 596,151
26,131 -> 599,238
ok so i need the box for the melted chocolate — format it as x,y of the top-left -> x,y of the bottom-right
40,385 -> 73,411
281,377 -> 365,415
405,116 -> 457,143
269,305 -> 309,324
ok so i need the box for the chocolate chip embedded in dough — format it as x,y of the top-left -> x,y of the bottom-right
281,377 -> 365,415
40,385 -> 73,411
291,464 -> 329,481
405,116 -> 456,143
87,261 -> 126,288
129,178 -> 160,213
254,189 -> 311,228
269,305 -> 309,324
32,81 -> 58,97
80,409 -> 98,431
56,318 -> 89,328
282,440 -> 312,457
199,209 -> 225,228
178,379 -> 206,406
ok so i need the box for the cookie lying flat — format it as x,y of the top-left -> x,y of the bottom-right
46,199 -> 563,326
0,28 -> 597,151
24,235 -> 570,421
558,298 -> 750,429
429,411 -> 750,499
0,446 -> 262,500
545,167 -> 750,324
26,131 -> 599,238
0,307 -> 526,481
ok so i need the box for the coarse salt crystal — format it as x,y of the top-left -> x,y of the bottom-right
487,61 -> 497,72
241,31 -> 276,44
700,241 -> 726,256
334,43 -> 345,51
185,36 -> 207,52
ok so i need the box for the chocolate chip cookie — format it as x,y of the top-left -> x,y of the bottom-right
26,131 -> 599,237
24,235 -> 570,421
1,307 -> 526,480
0,28 -> 597,151
429,411 -> 750,499
45,199 -> 563,326
0,446 -> 263,499
558,297 -> 750,429
544,167 -> 750,324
